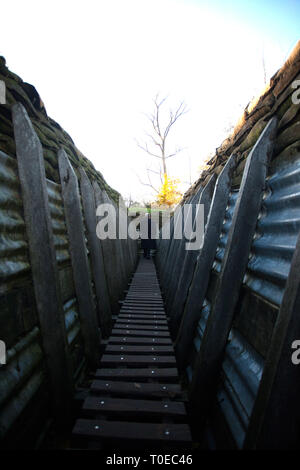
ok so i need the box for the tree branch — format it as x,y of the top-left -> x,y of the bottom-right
134,169 -> 159,193
165,147 -> 187,159
135,139 -> 162,159
136,95 -> 188,182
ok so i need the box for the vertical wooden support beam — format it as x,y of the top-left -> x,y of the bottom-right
175,154 -> 236,370
58,149 -> 100,369
159,215 -> 174,284
164,193 -> 198,299
93,182 -> 121,314
119,200 -> 129,278
165,189 -> 204,307
12,103 -> 73,422
79,169 -> 112,337
169,172 -> 217,334
244,230 -> 300,449
113,197 -> 128,291
189,118 -> 277,425
161,205 -> 182,289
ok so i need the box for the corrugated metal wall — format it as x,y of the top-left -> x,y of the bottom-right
47,178 -> 87,381
0,119 -> 137,448
157,107 -> 300,449
0,150 -> 49,446
212,150 -> 300,449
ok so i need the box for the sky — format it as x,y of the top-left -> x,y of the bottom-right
0,0 -> 299,203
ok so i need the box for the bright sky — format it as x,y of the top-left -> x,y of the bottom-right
1,0 -> 299,202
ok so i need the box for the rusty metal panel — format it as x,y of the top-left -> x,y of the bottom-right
244,153 -> 300,306
0,151 -> 30,289
213,190 -> 239,273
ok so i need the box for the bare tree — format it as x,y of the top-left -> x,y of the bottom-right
136,94 -> 188,190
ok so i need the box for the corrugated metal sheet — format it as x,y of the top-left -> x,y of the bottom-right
213,190 -> 239,273
47,179 -> 86,380
244,153 -> 300,306
46,179 -> 70,266
64,296 -> 85,381
64,297 -> 81,346
0,326 -> 47,439
217,329 -> 264,449
186,299 -> 211,382
0,151 -> 30,289
215,154 -> 300,448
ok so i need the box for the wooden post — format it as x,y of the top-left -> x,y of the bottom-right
79,169 -> 112,337
164,193 -> 199,300
58,149 -> 101,369
165,189 -> 204,308
244,229 -> 300,449
169,173 -> 217,335
159,214 -> 175,284
12,103 -> 73,423
188,118 -> 277,426
113,196 -> 128,292
175,154 -> 236,370
93,182 -> 121,314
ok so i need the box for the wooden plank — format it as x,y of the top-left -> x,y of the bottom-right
124,299 -> 163,302
95,367 -> 178,380
122,299 -> 164,304
168,173 -> 216,319
120,309 -> 165,315
113,323 -> 168,331
73,419 -> 192,443
127,287 -> 160,290
174,154 -> 236,362
125,295 -> 162,299
160,204 -> 185,290
120,312 -> 166,318
244,229 -> 300,450
108,336 -> 172,345
58,149 -> 101,369
79,168 -> 112,337
124,301 -> 163,304
118,314 -> 166,320
93,182 -> 122,314
116,318 -> 167,325
101,354 -> 176,366
121,304 -> 164,310
90,380 -> 182,398
121,306 -> 165,312
106,345 -> 174,354
12,103 -> 73,422
111,328 -> 170,337
163,192 -> 201,304
188,117 -> 278,425
83,395 -> 186,418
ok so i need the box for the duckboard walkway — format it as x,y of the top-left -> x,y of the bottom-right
72,256 -> 192,450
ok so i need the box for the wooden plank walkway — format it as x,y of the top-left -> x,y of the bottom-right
72,256 -> 192,449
